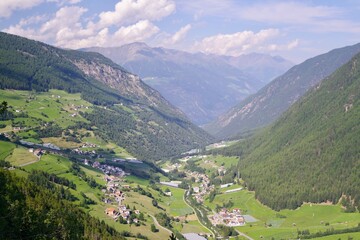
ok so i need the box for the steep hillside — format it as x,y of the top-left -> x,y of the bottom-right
217,52 -> 360,210
0,32 -> 212,160
206,43 -> 360,139
83,43 -> 292,125
0,168 -> 126,240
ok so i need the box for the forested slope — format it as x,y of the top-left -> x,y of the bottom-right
0,32 -> 212,160
217,52 -> 360,210
0,168 -> 125,240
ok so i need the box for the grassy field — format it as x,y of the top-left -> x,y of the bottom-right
209,155 -> 239,168
0,140 -> 16,160
5,146 -> 38,166
204,187 -> 360,240
160,186 -> 193,217
313,232 -> 360,239
0,89 -> 92,129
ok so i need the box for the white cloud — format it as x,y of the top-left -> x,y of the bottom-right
171,24 -> 191,44
193,29 -> 281,56
4,5 -> 160,49
161,24 -> 191,46
260,39 -> 300,52
97,0 -> 175,29
0,0 -> 44,18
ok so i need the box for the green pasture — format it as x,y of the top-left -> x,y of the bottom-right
0,89 -> 92,129
0,140 -> 15,160
5,146 -> 38,166
205,188 -> 360,240
313,232 -> 360,239
160,186 -> 193,217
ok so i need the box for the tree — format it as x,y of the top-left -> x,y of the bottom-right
150,224 -> 158,232
169,233 -> 177,240
0,101 -> 7,114
152,199 -> 158,207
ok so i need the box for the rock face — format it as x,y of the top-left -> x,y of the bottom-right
71,59 -> 182,116
205,42 -> 360,139
82,43 -> 293,125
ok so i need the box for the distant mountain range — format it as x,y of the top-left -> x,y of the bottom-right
82,43 -> 293,125
0,32 -> 212,160
206,42 -> 360,139
217,50 -> 360,210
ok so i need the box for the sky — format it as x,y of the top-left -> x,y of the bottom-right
1,0 -> 360,63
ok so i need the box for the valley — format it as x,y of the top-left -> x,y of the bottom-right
0,31 -> 359,240
1,136 -> 359,240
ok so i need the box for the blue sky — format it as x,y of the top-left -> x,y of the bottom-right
1,0 -> 360,63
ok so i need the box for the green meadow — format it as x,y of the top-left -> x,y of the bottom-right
204,187 -> 360,240
0,89 -> 92,129
160,186 -> 193,216
0,140 -> 16,160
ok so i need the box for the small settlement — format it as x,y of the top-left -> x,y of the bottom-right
210,208 -> 245,227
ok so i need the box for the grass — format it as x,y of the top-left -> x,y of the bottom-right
160,186 -> 193,217
0,89 -> 92,129
23,154 -> 71,174
204,187 -> 360,240
181,220 -> 211,234
0,140 -> 15,160
41,137 -> 82,149
5,146 -> 38,166
210,155 -> 239,168
313,232 -> 360,239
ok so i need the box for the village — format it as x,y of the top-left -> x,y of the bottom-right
210,208 -> 246,227
102,173 -> 145,225
185,170 -> 215,203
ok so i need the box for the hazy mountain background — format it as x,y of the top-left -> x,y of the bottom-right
82,43 -> 293,125
206,43 -> 360,139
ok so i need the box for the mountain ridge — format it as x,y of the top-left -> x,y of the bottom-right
82,43 -> 293,125
205,42 -> 360,138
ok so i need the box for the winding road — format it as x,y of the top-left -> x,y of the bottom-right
183,190 -> 216,238
148,214 -> 173,235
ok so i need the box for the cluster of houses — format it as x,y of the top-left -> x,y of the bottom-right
186,170 -> 214,203
72,148 -> 97,157
103,175 -> 127,205
103,175 -> 141,224
210,208 -> 245,227
68,104 -> 89,117
84,160 -> 127,177
80,142 -> 98,148
105,206 -> 141,224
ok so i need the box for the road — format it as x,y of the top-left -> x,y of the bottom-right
148,214 -> 173,236
183,190 -> 216,238
235,229 -> 254,240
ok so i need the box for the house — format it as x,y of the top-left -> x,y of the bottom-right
134,210 -> 140,215
105,208 -> 117,217
164,191 -> 172,196
133,218 -> 139,223
33,149 -> 43,157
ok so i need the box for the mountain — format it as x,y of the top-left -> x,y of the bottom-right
0,32 -> 212,160
82,43 -> 293,125
216,52 -> 360,210
206,43 -> 360,139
